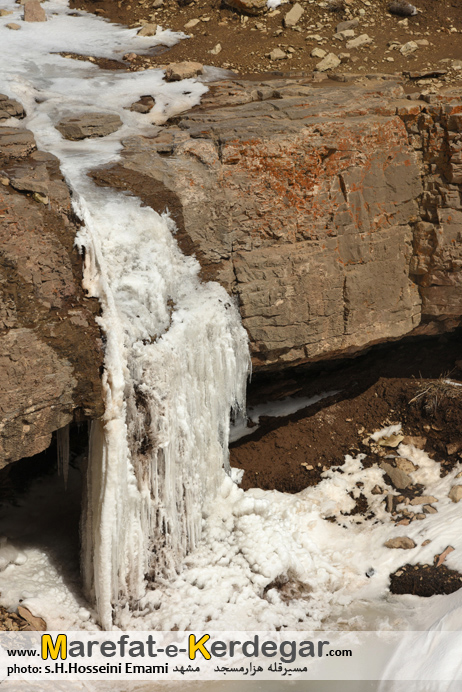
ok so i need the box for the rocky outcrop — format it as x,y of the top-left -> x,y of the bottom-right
93,77 -> 462,370
0,96 -> 25,123
0,122 -> 104,467
56,113 -> 122,141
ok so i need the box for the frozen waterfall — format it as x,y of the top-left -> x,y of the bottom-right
76,184 -> 249,629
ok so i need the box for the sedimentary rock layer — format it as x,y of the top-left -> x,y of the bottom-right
0,124 -> 104,466
95,78 -> 462,370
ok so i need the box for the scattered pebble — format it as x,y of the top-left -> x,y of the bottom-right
315,52 -> 341,71
388,0 -> 417,16
137,23 -> 157,36
284,2 -> 304,28
385,536 -> 416,549
449,486 -> 462,503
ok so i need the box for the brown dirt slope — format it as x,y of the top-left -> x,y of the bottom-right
70,0 -> 462,80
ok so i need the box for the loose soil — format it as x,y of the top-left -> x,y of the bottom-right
69,0 -> 462,84
390,563 -> 462,597
230,330 -> 462,494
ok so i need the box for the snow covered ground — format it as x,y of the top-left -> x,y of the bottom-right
2,0 -> 462,687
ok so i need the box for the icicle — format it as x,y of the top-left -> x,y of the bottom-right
56,424 -> 70,489
76,188 -> 250,629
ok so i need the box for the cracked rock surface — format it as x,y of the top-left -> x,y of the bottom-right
92,78 -> 462,370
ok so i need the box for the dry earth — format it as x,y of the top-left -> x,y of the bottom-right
69,0 -> 462,84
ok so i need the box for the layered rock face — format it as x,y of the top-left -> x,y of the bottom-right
96,78 -> 462,370
0,122 -> 104,467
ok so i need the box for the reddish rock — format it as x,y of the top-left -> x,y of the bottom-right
90,79 -> 462,372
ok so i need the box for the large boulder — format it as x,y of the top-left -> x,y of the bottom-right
0,124 -> 104,467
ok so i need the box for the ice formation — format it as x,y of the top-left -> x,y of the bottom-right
0,0 -> 249,629
77,187 -> 249,628
56,424 -> 70,488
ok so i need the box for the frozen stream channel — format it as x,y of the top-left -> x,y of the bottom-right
2,3 -> 462,685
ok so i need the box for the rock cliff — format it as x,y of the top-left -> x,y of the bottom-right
0,120 -> 104,467
93,77 -> 462,370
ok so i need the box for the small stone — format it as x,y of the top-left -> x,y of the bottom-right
384,536 -> 416,549
371,485 -> 383,495
422,539 -> 431,547
381,461 -> 412,490
396,458 -> 418,474
209,43 -> 222,55
137,23 -> 157,36
315,52 -> 341,72
409,496 -> 438,505
128,95 -> 155,113
339,52 -> 350,63
377,433 -> 404,448
164,61 -> 204,81
301,462 -> 314,471
0,9 -> 13,15
446,441 -> 462,455
6,22 -> 20,29
222,0 -> 267,16
452,60 -> 462,71
0,177 -> 10,185
336,17 -> 359,32
401,435 -> 426,449
123,53 -> 137,62
184,18 -> 200,28
335,29 -> 355,39
435,546 -> 455,567
414,513 -> 426,520
449,485 -> 462,503
397,518 -> 410,526
386,494 -> 395,512
23,0 -> 46,22
311,47 -> 327,58
17,606 -> 46,632
423,505 -> 437,514
268,48 -> 287,61
388,0 -> 417,16
400,41 -> 419,56
283,2 -> 303,28
346,33 -> 372,49
33,192 -> 48,204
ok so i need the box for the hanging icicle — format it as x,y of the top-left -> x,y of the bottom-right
56,423 -> 70,490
